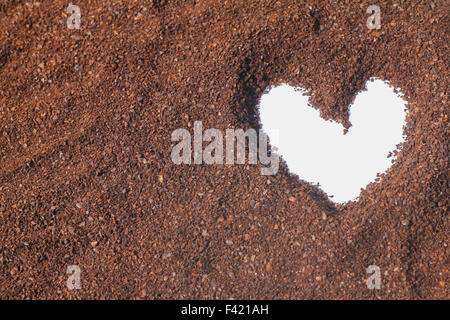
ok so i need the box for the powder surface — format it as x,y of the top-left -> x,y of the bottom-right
0,1 -> 447,299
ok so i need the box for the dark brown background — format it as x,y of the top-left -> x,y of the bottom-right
0,0 -> 448,299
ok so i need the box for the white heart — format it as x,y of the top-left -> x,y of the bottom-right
259,78 -> 407,203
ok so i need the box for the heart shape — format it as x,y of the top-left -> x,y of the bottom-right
259,78 -> 407,203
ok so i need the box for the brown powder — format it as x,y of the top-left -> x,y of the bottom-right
0,0 -> 448,299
